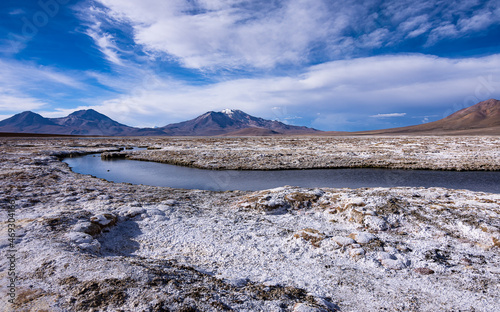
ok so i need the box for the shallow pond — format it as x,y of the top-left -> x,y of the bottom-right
62,152 -> 500,193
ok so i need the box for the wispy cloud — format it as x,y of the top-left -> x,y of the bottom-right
78,5 -> 128,67
86,28 -> 123,66
0,91 -> 47,112
0,59 -> 86,112
8,8 -> 25,15
370,113 -> 407,118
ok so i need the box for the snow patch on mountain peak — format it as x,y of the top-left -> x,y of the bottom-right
221,109 -> 234,116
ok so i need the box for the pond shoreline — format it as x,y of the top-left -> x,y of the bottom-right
64,152 -> 500,193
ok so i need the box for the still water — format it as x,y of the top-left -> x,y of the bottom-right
63,153 -> 500,193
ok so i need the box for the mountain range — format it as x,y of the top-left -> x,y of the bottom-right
0,99 -> 499,136
0,108 -> 318,136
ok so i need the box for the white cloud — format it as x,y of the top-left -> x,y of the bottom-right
0,59 -> 83,90
358,28 -> 390,49
86,28 -> 124,66
82,53 -> 500,129
0,92 -> 47,112
90,0 -> 500,70
15,52 -> 499,130
78,6 -> 133,67
114,0 -> 332,69
0,59 -> 86,113
370,113 -> 407,118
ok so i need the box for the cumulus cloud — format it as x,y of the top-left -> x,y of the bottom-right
110,0 -> 333,69
80,53 -> 500,129
89,0 -> 500,70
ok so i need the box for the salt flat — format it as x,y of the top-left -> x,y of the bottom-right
125,136 -> 500,170
0,137 -> 499,312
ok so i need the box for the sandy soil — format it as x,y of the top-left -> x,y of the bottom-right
0,137 -> 499,312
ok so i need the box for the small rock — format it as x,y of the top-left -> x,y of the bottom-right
332,236 -> 356,247
381,258 -> 407,270
73,222 -> 101,236
248,192 -> 290,214
396,244 -> 411,252
460,258 -> 473,265
293,303 -> 324,312
492,237 -> 500,248
151,215 -> 169,222
79,241 -> 101,253
349,247 -> 366,258
364,216 -> 389,231
294,229 -> 326,247
349,232 -> 378,244
414,267 -> 434,275
377,252 -> 397,261
285,191 -> 321,209
61,196 -> 78,203
90,213 -> 117,227
124,207 -> 145,218
225,278 -> 249,287
349,209 -> 365,223
384,246 -> 398,253
146,208 -> 165,216
66,232 -> 93,244
347,198 -> 366,207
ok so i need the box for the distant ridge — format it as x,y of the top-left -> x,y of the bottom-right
1,100 -> 499,136
0,108 -> 319,136
0,109 -> 165,136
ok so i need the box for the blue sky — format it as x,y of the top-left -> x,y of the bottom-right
1,0 -> 500,131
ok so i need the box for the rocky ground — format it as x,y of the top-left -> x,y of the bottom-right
0,137 -> 499,312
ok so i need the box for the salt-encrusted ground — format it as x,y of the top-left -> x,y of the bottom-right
0,137 -> 499,312
125,136 -> 500,170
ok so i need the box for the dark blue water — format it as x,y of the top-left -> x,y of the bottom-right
63,153 -> 500,193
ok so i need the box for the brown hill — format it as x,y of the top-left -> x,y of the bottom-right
321,99 -> 500,136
